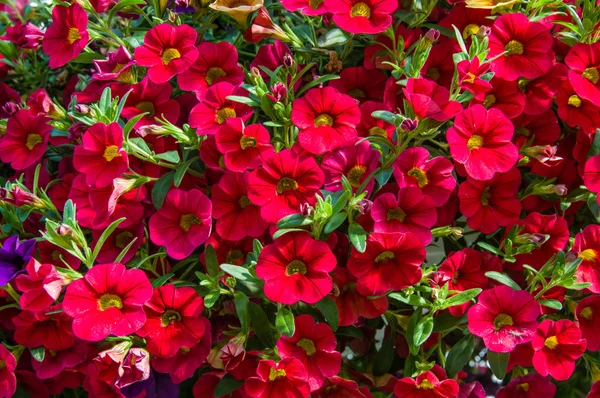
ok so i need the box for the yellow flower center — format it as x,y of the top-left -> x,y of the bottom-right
26,134 -> 43,150
483,94 -> 496,108
268,368 -> 287,381
227,249 -> 244,264
180,214 -> 201,232
286,259 -> 307,276
67,28 -> 81,44
467,134 -> 484,150
350,2 -> 371,18
518,77 -> 531,92
583,67 -> 599,85
462,24 -> 480,39
238,195 -> 251,208
297,338 -> 317,356
308,0 -> 323,9
516,126 -> 531,137
481,187 -> 491,206
493,313 -> 513,330
581,306 -> 594,321
276,177 -> 298,194
407,167 -> 428,188
103,145 -> 120,162
387,207 -> 406,222
239,136 -> 257,149
504,40 -> 524,55
516,383 -> 530,392
347,165 -> 367,188
463,72 -> 477,84
375,251 -> 395,263
368,126 -> 387,137
428,67 -> 440,81
417,379 -> 434,390
544,336 -> 559,350
348,88 -> 366,98
161,309 -> 182,326
205,67 -> 227,85
115,231 -> 133,249
0,360 -> 6,370
98,294 -> 123,311
112,63 -> 126,73
579,249 -> 598,262
136,101 -> 156,117
216,107 -> 237,124
161,48 -> 181,65
568,95 -> 582,107
314,114 -> 333,127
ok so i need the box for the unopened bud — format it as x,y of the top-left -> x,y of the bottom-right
476,26 -> 491,40
424,29 -> 440,43
400,119 -> 418,132
1,102 -> 19,116
283,53 -> 294,68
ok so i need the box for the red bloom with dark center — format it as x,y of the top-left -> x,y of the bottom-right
438,4 -> 491,42
62,263 -> 153,341
276,314 -> 341,391
520,63 -> 568,115
572,224 -> 600,293
245,358 -> 310,398
15,259 -> 63,312
403,78 -> 462,122
330,266 -> 388,327
193,372 -> 250,397
93,46 -> 135,83
211,171 -> 269,241
121,77 -> 181,129
177,41 -> 244,98
0,110 -> 51,170
248,149 -> 324,224
422,36 -> 461,89
496,372 -> 556,398
134,23 -> 198,84
73,122 -> 128,188
584,154 -> 600,194
313,376 -> 373,398
42,3 -> 89,68
557,80 -> 600,131
394,371 -> 459,398
215,119 -> 274,172
471,77 -> 526,119
328,66 -> 387,102
565,42 -> 600,107
282,0 -> 327,15
488,13 -> 554,81
149,188 -> 212,260
467,285 -> 540,353
356,101 -> 395,141
91,224 -> 144,264
0,345 -> 16,398
437,248 -> 501,316
13,305 -> 74,350
347,232 -> 426,296
189,82 -> 253,135
458,167 -> 522,234
137,285 -> 209,358
291,86 -> 360,155
532,319 -> 586,380
371,187 -> 437,245
326,0 -> 397,35
256,232 -> 337,305
393,147 -> 455,207
457,57 -> 492,101
576,295 -> 600,351
447,104 -> 518,181
32,340 -> 87,380
321,141 -> 381,194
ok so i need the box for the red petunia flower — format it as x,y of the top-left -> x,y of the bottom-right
189,82 -> 253,135
62,263 -> 153,341
121,77 -> 181,129
565,42 -> 600,107
15,259 -> 63,312
326,0 -> 397,35
394,370 -> 459,398
422,37 -> 461,89
572,224 -> 600,293
356,101 -> 396,141
321,141 -> 381,194
0,345 -> 16,398
276,314 -> 342,391
93,46 -> 135,83
177,41 -> 244,98
245,358 -> 311,398
488,13 -> 554,81
520,63 -> 568,116
403,78 -> 462,122
347,232 -> 426,296
13,305 -> 74,350
496,372 -> 556,398
32,340 -> 87,380
211,171 -> 269,241
457,57 -> 492,101
471,77 -> 526,119
313,376 -> 373,398
193,372 -> 250,397
458,167 -> 522,234
0,110 -> 51,170
447,104 -> 518,181
467,285 -> 540,353
149,188 -> 212,260
42,3 -> 89,68
248,149 -> 324,224
393,147 -> 455,207
328,66 -> 387,103
137,285 -> 209,358
134,23 -> 198,84
73,122 -> 128,188
556,81 -> 600,131
91,224 -> 144,264
576,295 -> 600,352
282,0 -> 327,15
291,86 -> 360,155
215,118 -> 274,172
532,319 -> 586,380
371,187 -> 437,245
256,232 -> 336,305
152,327 -> 211,383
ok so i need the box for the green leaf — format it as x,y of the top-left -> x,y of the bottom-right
315,296 -> 338,332
204,245 -> 219,277
373,333 -> 395,376
29,347 -> 45,362
248,302 -> 276,347
108,0 -> 145,23
433,313 -> 466,332
317,28 -> 350,47
275,307 -> 295,337
570,282 -> 592,290
154,150 -> 180,163
388,292 -> 431,307
226,95 -> 260,107
588,129 -> 600,158
348,223 -> 367,253
152,273 -> 174,288
70,52 -> 105,64
405,311 -> 422,356
296,75 -> 341,97
151,171 -> 174,209
174,158 -> 196,188
114,237 -> 138,263
485,271 -> 521,290
324,213 -> 347,235
438,288 -> 482,310
477,242 -> 502,255
91,217 -> 126,260
129,137 -> 152,154
220,264 -> 256,282
375,168 -> 394,187
413,315 -> 434,349
122,114 -> 146,137
63,200 -> 76,225
487,351 -> 509,379
204,290 -> 220,308
445,334 -> 474,377
234,292 -> 250,335
371,110 -> 402,126
272,228 -> 309,240
539,299 -> 562,310
213,374 -> 245,397
276,213 -> 313,229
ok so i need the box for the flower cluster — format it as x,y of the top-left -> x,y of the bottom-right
0,0 -> 600,397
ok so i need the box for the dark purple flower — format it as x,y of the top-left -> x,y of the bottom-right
0,236 -> 36,286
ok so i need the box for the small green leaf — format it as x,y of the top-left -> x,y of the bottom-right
276,213 -> 313,229
204,290 -> 220,308
485,272 -> 521,290
29,347 -> 45,362
445,334 -> 474,377
315,296 -> 339,332
348,223 -> 367,253
477,242 -> 502,255
152,273 -> 174,288
151,172 -> 174,209
91,218 -> 126,260
488,351 -> 509,379
234,292 -> 250,335
213,374 -> 245,397
433,313 -> 466,332
388,292 -> 431,307
317,28 -> 350,47
413,315 -> 434,349
438,288 -> 482,310
220,264 -> 256,282
204,245 -> 219,277
248,302 -> 276,347
154,150 -> 180,163
588,129 -> 600,158
174,158 -> 196,188
373,333 -> 395,376
275,307 -> 295,337
539,299 -> 562,310
324,213 -> 347,234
